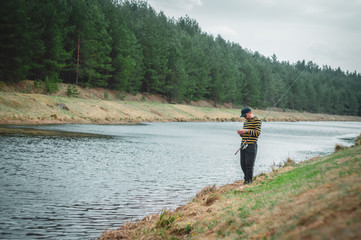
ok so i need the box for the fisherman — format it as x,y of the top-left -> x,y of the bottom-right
237,107 -> 261,184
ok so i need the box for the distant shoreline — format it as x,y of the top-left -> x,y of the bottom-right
1,117 -> 361,126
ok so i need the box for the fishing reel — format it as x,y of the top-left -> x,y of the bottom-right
234,143 -> 248,155
241,143 -> 248,150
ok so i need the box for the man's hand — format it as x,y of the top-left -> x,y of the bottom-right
237,129 -> 247,135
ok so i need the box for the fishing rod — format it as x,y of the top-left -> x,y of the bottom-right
262,67 -> 307,121
235,67 -> 308,155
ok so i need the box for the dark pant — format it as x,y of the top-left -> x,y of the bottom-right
240,143 -> 258,182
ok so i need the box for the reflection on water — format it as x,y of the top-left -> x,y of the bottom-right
0,121 -> 360,239
0,125 -> 109,137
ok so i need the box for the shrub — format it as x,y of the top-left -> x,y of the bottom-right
44,75 -> 60,94
66,85 -> 80,98
104,91 -> 109,100
34,80 -> 43,89
334,144 -> 346,152
116,92 -> 126,100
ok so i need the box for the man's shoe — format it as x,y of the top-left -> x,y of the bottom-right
244,180 -> 252,185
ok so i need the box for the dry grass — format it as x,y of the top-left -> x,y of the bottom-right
100,135 -> 361,239
335,144 -> 347,152
1,80 -> 361,124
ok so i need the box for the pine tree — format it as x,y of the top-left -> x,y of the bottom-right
0,0 -> 32,82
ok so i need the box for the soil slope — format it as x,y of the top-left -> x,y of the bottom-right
1,80 -> 361,124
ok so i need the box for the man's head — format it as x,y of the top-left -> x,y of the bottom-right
240,107 -> 253,120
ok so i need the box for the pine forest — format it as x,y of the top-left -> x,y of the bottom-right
1,0 -> 360,116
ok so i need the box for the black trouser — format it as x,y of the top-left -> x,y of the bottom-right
240,143 -> 258,183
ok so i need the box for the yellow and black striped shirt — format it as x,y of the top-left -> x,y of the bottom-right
241,116 -> 261,144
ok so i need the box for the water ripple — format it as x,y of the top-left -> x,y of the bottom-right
1,122 -> 360,239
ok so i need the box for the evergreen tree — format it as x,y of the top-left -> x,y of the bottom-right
104,1 -> 142,93
0,0 -> 32,82
27,0 -> 71,83
69,0 -> 112,87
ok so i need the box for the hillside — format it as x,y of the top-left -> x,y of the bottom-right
100,136 -> 361,239
1,81 -> 361,125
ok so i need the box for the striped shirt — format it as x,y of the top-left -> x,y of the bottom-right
241,116 -> 261,144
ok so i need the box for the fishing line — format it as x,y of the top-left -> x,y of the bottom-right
262,67 -> 307,121
235,66 -> 309,155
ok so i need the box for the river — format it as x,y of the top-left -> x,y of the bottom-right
0,121 -> 360,239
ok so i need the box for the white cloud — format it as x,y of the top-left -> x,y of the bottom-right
147,0 -> 361,73
148,0 -> 202,13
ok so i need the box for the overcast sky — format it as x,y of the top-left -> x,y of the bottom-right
146,0 -> 361,74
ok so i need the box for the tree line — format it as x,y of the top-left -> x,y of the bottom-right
1,0 -> 360,116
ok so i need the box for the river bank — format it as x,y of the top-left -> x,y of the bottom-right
100,135 -> 361,239
1,81 -> 361,125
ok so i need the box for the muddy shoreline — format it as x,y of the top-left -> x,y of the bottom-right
0,126 -> 109,137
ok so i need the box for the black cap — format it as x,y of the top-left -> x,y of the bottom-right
240,107 -> 251,117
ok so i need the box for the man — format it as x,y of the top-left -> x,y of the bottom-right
237,107 -> 261,184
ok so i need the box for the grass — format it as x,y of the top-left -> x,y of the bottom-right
100,134 -> 361,240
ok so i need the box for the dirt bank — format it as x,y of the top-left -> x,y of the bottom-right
1,80 -> 361,124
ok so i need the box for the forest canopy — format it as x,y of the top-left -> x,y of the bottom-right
1,0 -> 360,116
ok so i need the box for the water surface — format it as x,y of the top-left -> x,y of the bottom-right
1,121 -> 360,239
